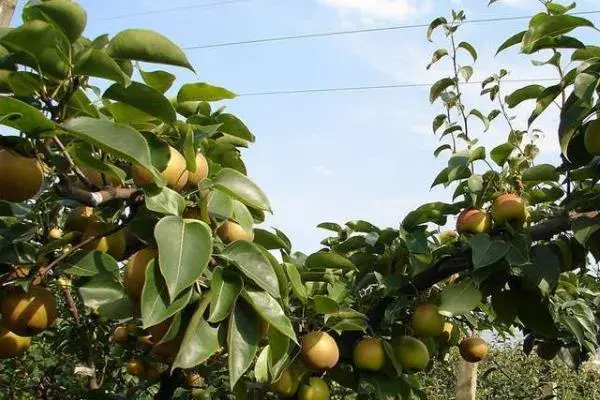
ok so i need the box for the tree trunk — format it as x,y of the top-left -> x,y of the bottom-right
456,359 -> 477,400
0,0 -> 16,27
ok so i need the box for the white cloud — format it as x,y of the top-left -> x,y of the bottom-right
318,0 -> 433,23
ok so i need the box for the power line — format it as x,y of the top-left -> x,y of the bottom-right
100,0 -> 252,21
184,10 -> 600,50
236,78 -> 559,97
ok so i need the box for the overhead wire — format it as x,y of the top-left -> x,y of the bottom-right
236,78 -> 560,97
184,10 -> 600,50
100,0 -> 253,21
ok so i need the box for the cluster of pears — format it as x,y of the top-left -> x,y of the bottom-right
0,284 -> 58,359
400,304 -> 488,369
456,192 -> 528,235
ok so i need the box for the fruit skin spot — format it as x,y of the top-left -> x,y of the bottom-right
301,331 -> 340,371
0,286 -> 58,336
0,148 -> 44,203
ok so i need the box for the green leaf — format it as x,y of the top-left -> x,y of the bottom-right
572,45 -> 600,61
434,144 -> 452,158
207,189 -> 234,220
490,143 -> 515,166
506,85 -> 544,108
61,117 -> 163,185
178,82 -> 236,102
491,291 -> 518,325
458,41 -> 477,61
75,49 -> 130,86
213,168 -> 271,211
522,14 -> 594,54
221,241 -> 280,299
325,310 -> 368,333
106,29 -> 194,71
0,96 -> 54,135
284,263 -> 308,305
155,216 -> 213,301
243,289 -> 297,343
314,295 -> 340,314
254,346 -> 270,384
528,84 -> 562,125
305,252 -> 355,270
0,20 -> 69,78
521,245 -> 560,295
432,114 -> 447,134
496,31 -> 526,54
427,17 -> 447,41
346,220 -> 380,233
402,202 -> 458,228
63,251 -> 118,277
78,273 -> 125,310
144,186 -> 186,216
69,142 -> 126,184
140,68 -> 175,93
23,0 -> 87,42
267,329 -> 292,380
426,48 -> 448,70
430,77 -> 455,103
516,289 -> 557,337
173,297 -> 219,370
228,300 -> 260,389
317,222 -> 342,233
459,66 -> 473,82
470,234 -> 509,270
103,82 -> 176,125
253,228 -> 290,252
231,200 -> 254,233
208,267 -> 242,323
141,260 -> 193,328
469,109 -> 489,131
215,113 -> 255,142
522,164 -> 559,182
438,279 -> 482,317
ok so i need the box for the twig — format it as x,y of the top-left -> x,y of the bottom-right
52,136 -> 97,190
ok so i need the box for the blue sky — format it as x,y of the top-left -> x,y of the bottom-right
13,0 -> 600,252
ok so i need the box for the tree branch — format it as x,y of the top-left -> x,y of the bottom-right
56,182 -> 141,206
367,209 -> 600,328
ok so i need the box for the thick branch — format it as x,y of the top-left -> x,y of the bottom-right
56,182 -> 141,206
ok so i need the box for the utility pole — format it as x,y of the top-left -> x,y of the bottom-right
456,359 -> 477,400
0,0 -> 16,28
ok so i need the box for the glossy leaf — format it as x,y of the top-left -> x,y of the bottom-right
221,241 -> 280,298
208,267 -> 242,323
207,189 -> 234,220
213,168 -> 271,211
243,289 -> 297,343
284,263 -> 308,305
104,82 -> 176,125
305,251 -> 355,270
106,29 -> 193,71
178,82 -> 236,102
0,96 -> 54,135
173,296 -> 219,370
496,31 -> 526,54
23,0 -> 87,42
215,113 -> 255,142
144,186 -> 186,216
79,273 -> 125,310
155,216 -> 213,300
140,69 -> 175,93
63,251 -> 118,277
253,228 -> 291,252
141,260 -> 193,328
61,117 -> 163,184
439,279 -> 482,317
228,300 -> 260,389
522,14 -> 594,54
